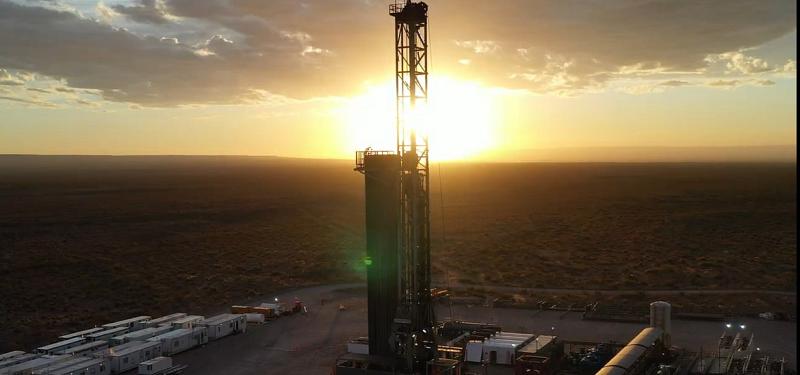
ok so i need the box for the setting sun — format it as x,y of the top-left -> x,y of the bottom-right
342,77 -> 498,161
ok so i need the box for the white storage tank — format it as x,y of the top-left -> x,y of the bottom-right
650,301 -> 672,347
198,314 -> 246,340
138,356 -> 172,375
107,341 -> 162,374
245,313 -> 265,324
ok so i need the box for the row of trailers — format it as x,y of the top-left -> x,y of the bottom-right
0,313 -> 247,375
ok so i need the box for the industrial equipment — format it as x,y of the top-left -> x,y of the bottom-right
342,1 -> 441,374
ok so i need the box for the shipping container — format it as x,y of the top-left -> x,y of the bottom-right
138,357 -> 171,375
36,338 -> 87,355
102,316 -> 151,331
110,326 -> 174,346
86,327 -> 129,342
107,341 -> 162,374
198,314 -> 246,340
170,315 -> 204,329
55,341 -> 109,357
133,313 -> 187,331
59,328 -> 105,340
147,327 -> 207,355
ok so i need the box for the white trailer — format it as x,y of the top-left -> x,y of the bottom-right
36,337 -> 87,355
47,358 -> 110,375
55,340 -> 109,357
0,353 -> 39,369
198,314 -> 246,340
170,315 -> 204,329
31,356 -> 106,375
2,355 -> 69,374
107,341 -> 162,374
86,327 -> 128,342
102,316 -> 150,331
134,314 -> 186,330
138,356 -> 171,375
148,327 -> 207,355
0,352 -> 25,362
59,328 -> 104,340
110,326 -> 173,346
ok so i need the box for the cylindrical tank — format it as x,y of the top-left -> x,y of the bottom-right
650,301 -> 671,347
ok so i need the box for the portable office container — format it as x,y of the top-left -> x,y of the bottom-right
102,316 -> 150,331
198,314 -> 246,340
59,328 -> 104,340
2,355 -> 69,374
107,341 -> 162,374
147,327 -> 207,355
86,327 -> 129,342
170,315 -> 204,329
55,341 -> 109,357
138,357 -> 171,375
110,326 -> 173,346
31,356 -> 105,374
133,313 -> 186,330
0,353 -> 39,369
36,338 -> 87,355
0,352 -> 25,362
47,357 -> 109,375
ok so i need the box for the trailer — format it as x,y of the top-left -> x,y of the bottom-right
55,340 -> 109,357
0,352 -> 25,363
2,355 -> 69,374
47,357 -> 110,375
36,337 -> 87,355
148,327 -> 207,355
134,314 -> 187,330
107,341 -> 162,374
102,316 -> 150,331
231,305 -> 276,320
138,357 -> 187,375
110,326 -> 174,346
198,314 -> 246,340
170,315 -> 204,329
86,327 -> 129,342
31,356 -> 108,375
0,353 -> 39,370
59,328 -> 105,340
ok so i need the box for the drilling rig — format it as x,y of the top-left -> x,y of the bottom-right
335,1 -> 458,374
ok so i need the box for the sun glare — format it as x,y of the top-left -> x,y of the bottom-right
342,77 -> 497,161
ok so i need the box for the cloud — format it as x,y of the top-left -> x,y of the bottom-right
659,80 -> 691,87
0,95 -> 57,107
0,0 -> 795,106
755,79 -> 776,86
27,87 -> 51,93
707,79 -> 741,87
112,0 -> 174,25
